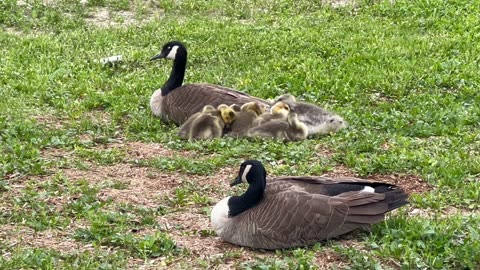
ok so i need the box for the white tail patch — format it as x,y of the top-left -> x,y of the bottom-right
241,164 -> 252,183
166,45 -> 179,60
362,186 -> 375,193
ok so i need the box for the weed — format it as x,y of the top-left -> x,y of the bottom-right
1,0 -> 480,268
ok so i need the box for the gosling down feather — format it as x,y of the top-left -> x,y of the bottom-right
247,112 -> 308,141
211,160 -> 408,250
178,104 -> 235,140
150,41 -> 269,125
275,94 -> 347,136
226,102 -> 267,137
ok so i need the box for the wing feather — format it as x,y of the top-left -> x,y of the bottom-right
163,84 -> 268,125
232,179 -> 407,249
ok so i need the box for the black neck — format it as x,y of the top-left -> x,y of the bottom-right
228,175 -> 266,217
161,53 -> 187,96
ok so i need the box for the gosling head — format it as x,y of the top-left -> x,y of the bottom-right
241,102 -> 267,116
218,104 -> 236,127
150,41 -> 186,61
202,105 -> 217,113
325,115 -> 347,132
270,101 -> 290,117
275,94 -> 297,104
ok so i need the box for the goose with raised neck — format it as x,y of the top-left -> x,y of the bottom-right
149,41 -> 269,125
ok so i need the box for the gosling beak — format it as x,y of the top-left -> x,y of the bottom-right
230,176 -> 243,187
150,52 -> 166,61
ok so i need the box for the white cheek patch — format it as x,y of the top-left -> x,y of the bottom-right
166,45 -> 179,60
241,165 -> 252,182
362,186 -> 375,193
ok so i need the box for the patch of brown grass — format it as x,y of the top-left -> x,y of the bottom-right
315,143 -> 336,159
85,7 -> 163,28
62,163 -> 173,207
121,141 -> 192,160
0,224 -> 92,254
325,0 -> 355,8
31,113 -> 67,129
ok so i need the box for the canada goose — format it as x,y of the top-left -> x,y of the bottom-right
247,112 -> 308,141
226,102 -> 267,137
252,101 -> 291,126
275,94 -> 347,136
178,104 -> 235,140
211,160 -> 408,250
150,41 -> 269,125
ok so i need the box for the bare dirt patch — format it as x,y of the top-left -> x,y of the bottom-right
84,110 -> 112,125
50,152 -> 236,207
0,224 -> 93,255
121,141 -> 192,160
41,140 -> 194,168
85,7 -> 163,28
32,113 -> 67,129
60,163 -> 172,207
37,140 -> 203,207
3,27 -> 24,36
327,0 -> 355,8
41,147 -> 75,161
315,144 -> 336,159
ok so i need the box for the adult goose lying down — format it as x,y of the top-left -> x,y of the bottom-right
211,160 -> 408,250
150,41 -> 269,125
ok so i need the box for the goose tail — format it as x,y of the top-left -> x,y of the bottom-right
344,185 -> 408,224
382,188 -> 409,212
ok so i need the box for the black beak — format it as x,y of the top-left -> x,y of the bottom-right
150,52 -> 166,61
230,175 -> 242,187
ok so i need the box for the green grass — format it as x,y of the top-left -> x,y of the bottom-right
1,0 -> 480,268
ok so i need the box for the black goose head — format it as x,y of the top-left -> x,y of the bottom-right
150,41 -> 187,61
228,160 -> 267,217
230,160 -> 267,187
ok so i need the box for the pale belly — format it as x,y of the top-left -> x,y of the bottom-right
150,89 -> 164,117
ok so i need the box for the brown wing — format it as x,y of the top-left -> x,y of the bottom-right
235,178 -> 407,249
163,83 -> 268,125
